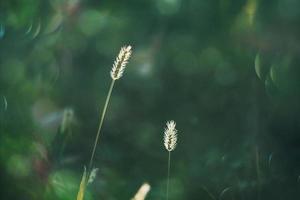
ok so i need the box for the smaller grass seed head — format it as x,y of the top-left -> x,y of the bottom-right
164,120 -> 178,152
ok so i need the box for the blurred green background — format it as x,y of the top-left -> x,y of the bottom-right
1,0 -> 300,199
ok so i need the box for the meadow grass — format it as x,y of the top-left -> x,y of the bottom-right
76,45 -> 132,200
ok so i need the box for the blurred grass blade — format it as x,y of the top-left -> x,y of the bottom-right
3,96 -> 7,111
270,64 -> 276,84
131,183 -> 151,200
254,53 -> 262,80
32,19 -> 41,39
44,12 -> 63,35
219,187 -> 232,200
25,22 -> 33,35
77,167 -> 87,200
0,24 -> 5,38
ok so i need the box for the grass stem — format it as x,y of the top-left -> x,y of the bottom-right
88,79 -> 115,171
166,151 -> 171,200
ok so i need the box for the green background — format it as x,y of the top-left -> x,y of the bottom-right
1,0 -> 300,199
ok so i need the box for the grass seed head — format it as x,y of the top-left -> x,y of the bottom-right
111,45 -> 132,80
164,120 -> 178,152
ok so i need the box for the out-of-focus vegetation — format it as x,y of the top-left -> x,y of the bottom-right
1,0 -> 300,199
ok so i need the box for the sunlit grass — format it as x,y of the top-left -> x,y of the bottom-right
76,45 -> 132,200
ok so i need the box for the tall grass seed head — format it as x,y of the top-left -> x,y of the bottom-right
111,45 -> 132,80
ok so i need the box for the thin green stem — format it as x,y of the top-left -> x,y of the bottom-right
88,80 -> 115,171
166,151 -> 171,200
255,146 -> 261,200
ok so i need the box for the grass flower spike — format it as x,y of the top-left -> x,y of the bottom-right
164,120 -> 178,152
111,45 -> 132,80
163,120 -> 178,200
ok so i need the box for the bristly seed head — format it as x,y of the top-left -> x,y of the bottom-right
111,45 -> 132,80
164,120 -> 178,152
